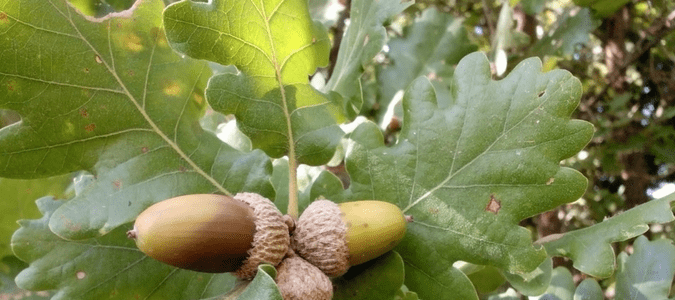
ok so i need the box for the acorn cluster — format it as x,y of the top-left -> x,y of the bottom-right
127,193 -> 408,300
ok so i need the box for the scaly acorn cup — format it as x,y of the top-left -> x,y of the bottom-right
291,199 -> 407,277
275,251 -> 333,300
126,193 -> 289,279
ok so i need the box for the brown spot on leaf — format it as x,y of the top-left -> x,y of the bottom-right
179,165 -> 187,172
538,91 -> 546,97
0,12 -> 8,24
79,108 -> 88,118
193,92 -> 204,105
84,123 -> 96,132
95,55 -> 103,64
83,67 -> 89,73
127,69 -> 134,77
123,33 -> 143,52
6,80 -> 15,91
163,81 -> 181,96
486,194 -> 501,215
141,146 -> 148,153
113,180 -> 122,190
428,207 -> 439,215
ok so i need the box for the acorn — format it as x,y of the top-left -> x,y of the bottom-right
291,199 -> 407,277
275,250 -> 333,300
126,193 -> 289,279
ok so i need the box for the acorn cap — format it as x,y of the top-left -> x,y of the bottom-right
291,199 -> 349,277
275,251 -> 333,300
233,192 -> 290,279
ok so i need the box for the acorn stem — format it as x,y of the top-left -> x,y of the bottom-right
287,156 -> 299,219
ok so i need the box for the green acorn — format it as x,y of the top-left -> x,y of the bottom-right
127,193 -> 289,279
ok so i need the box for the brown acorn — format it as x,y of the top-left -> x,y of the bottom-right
292,199 -> 407,277
275,251 -> 333,300
127,192 -> 289,279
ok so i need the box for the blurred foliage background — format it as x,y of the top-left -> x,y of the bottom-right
1,0 -> 674,298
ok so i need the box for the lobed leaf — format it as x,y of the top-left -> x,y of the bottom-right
615,235 -> 675,300
0,0 -> 273,240
12,197 -> 237,300
312,52 -> 593,299
502,257 -> 552,296
163,0 -> 344,165
541,193 -> 675,278
324,0 -> 413,118
377,8 -> 476,125
0,175 -> 72,258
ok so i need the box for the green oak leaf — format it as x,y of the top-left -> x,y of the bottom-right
163,0 -> 344,165
324,0 -> 413,118
207,265 -> 281,300
530,8 -> 601,57
0,0 -> 273,240
501,257 -> 553,296
541,193 -> 675,278
539,267 -> 575,300
67,0 -> 136,17
12,197 -> 237,300
573,0 -> 631,18
333,251 -> 405,300
463,265 -> 506,294
574,279 -> 603,300
311,52 -> 593,299
615,235 -> 675,300
377,8 -> 476,125
235,265 -> 281,300
0,175 -> 73,258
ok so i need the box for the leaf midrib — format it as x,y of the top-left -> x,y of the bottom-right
54,0 -> 232,196
402,76 -> 563,213
255,0 -> 300,217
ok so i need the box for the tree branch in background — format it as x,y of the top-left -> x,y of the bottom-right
584,7 -> 675,111
327,0 -> 351,80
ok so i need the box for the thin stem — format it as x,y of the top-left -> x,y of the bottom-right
261,3 -> 300,219
287,156 -> 299,219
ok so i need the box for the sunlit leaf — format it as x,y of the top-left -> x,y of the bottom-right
0,0 -> 273,240
163,0 -> 344,165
